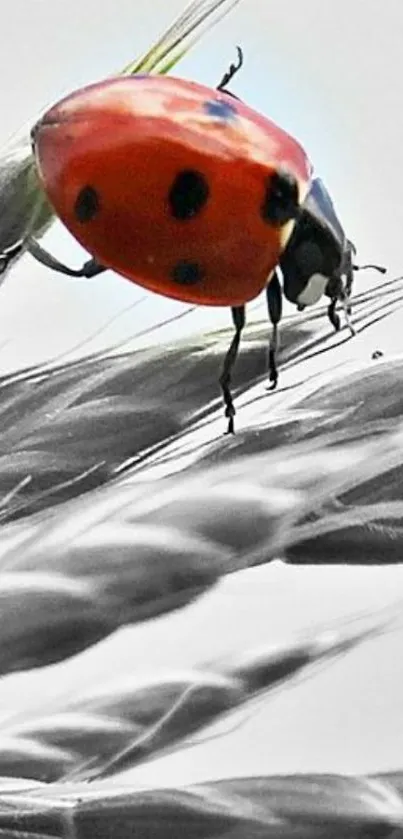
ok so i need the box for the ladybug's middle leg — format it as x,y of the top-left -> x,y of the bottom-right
339,288 -> 356,335
265,271 -> 282,390
219,305 -> 245,435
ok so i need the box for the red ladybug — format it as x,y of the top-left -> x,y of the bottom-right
31,60 -> 312,432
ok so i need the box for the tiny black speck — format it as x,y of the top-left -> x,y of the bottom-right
171,261 -> 203,285
74,186 -> 100,223
168,170 -> 209,220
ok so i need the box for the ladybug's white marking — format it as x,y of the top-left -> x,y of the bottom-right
297,273 -> 328,306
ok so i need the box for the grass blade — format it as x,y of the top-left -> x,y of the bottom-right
0,608 -> 392,782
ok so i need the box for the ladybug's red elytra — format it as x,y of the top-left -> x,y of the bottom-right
30,56 -> 313,433
32,74 -> 312,308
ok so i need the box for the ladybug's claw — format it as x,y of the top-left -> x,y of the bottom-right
225,417 -> 235,435
223,403 -> 236,435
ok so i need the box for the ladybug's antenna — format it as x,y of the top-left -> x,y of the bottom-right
353,263 -> 387,274
216,46 -> 244,92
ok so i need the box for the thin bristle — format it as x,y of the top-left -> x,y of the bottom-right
121,0 -> 242,76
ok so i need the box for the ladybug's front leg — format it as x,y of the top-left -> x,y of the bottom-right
266,271 -> 282,390
326,275 -> 355,336
342,266 -> 355,333
344,265 -> 354,309
219,305 -> 245,435
325,275 -> 343,332
332,274 -> 356,335
339,287 -> 356,336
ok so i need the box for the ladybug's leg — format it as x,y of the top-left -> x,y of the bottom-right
219,305 -> 245,435
342,247 -> 355,317
327,297 -> 341,332
325,275 -> 343,332
345,264 -> 354,308
265,271 -> 282,390
327,275 -> 355,336
0,240 -> 25,275
339,288 -> 356,335
334,269 -> 355,335
216,46 -> 243,93
26,238 -> 106,278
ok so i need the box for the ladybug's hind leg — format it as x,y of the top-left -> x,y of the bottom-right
0,240 -> 25,275
266,271 -> 282,390
216,46 -> 244,93
219,305 -> 245,435
26,237 -> 106,278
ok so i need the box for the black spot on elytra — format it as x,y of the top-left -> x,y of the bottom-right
204,98 -> 238,120
168,170 -> 209,220
74,186 -> 100,223
261,170 -> 300,226
171,261 -> 203,285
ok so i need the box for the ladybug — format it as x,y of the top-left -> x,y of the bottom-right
29,50 -> 312,433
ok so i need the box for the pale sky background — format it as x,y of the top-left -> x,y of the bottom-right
0,0 -> 401,371
0,0 -> 402,787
